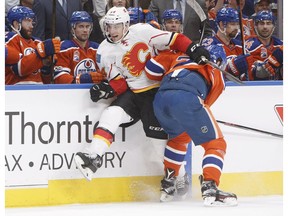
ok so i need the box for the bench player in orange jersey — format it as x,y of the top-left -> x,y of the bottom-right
53,11 -> 105,84
5,6 -> 60,85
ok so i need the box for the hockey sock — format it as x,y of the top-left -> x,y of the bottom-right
164,132 -> 191,176
201,138 -> 227,186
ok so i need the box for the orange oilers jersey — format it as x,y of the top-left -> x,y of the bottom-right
53,39 -> 99,84
145,50 -> 225,107
241,15 -> 255,38
245,36 -> 283,62
5,32 -> 44,85
202,36 -> 244,60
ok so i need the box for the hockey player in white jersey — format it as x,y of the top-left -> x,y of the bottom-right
74,6 -> 210,190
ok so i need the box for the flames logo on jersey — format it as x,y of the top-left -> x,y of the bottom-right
122,42 -> 151,77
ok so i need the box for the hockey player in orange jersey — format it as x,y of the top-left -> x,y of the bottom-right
5,6 -> 60,85
53,11 -> 105,84
145,45 -> 237,206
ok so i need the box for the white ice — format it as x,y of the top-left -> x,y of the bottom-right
5,195 -> 283,216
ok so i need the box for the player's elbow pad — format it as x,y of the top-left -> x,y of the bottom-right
109,78 -> 128,95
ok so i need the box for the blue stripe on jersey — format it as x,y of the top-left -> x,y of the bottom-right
164,148 -> 186,163
202,155 -> 223,170
145,59 -> 164,76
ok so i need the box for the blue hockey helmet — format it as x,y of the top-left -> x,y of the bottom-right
70,11 -> 93,27
162,9 -> 183,23
254,10 -> 275,25
205,45 -> 227,69
7,5 -> 36,26
144,10 -> 158,23
215,7 -> 239,25
127,7 -> 145,24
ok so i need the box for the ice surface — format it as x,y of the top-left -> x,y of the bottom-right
5,195 -> 283,216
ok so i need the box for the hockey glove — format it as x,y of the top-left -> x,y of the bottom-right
186,42 -> 210,65
226,54 -> 254,80
36,37 -> 61,59
76,71 -> 106,84
266,47 -> 283,69
90,81 -> 115,102
252,60 -> 275,79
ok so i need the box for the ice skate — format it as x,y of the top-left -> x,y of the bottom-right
175,173 -> 190,200
199,175 -> 237,207
74,152 -> 102,181
160,168 -> 176,202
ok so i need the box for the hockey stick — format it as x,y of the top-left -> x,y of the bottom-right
201,57 -> 244,85
236,0 -> 246,55
49,0 -> 57,84
186,0 -> 207,44
217,120 -> 283,138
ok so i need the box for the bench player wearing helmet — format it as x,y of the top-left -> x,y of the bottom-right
5,5 -> 60,85
53,11 -> 105,84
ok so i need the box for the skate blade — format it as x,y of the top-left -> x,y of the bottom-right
160,192 -> 174,202
204,197 -> 238,207
74,155 -> 93,181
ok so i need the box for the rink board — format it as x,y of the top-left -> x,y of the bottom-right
5,81 -> 283,207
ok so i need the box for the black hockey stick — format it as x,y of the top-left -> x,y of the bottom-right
217,120 -> 283,138
236,0 -> 246,55
49,0 -> 57,84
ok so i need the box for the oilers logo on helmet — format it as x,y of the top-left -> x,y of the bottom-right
7,5 -> 36,25
205,45 -> 227,69
162,9 -> 183,23
70,11 -> 93,27
254,10 -> 275,24
216,7 -> 239,25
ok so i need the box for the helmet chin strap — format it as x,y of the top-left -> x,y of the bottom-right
217,23 -> 230,41
255,26 -> 275,40
11,23 -> 22,36
71,24 -> 93,43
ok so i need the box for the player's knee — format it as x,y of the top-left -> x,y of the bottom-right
168,132 -> 191,150
201,137 -> 227,154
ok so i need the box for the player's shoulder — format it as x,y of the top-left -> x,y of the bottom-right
97,39 -> 113,52
245,36 -> 261,51
231,38 -> 242,46
202,36 -> 220,47
60,40 -> 78,50
129,23 -> 157,35
5,32 -> 18,43
89,41 -> 99,49
271,36 -> 283,45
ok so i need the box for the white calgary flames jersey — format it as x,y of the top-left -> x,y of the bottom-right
96,23 -> 176,93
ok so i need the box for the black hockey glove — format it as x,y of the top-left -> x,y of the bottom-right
90,81 -> 115,102
186,42 -> 210,65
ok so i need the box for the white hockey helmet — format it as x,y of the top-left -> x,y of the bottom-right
104,6 -> 130,43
